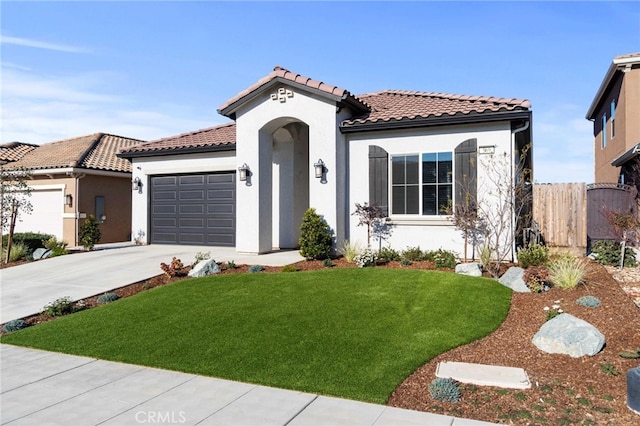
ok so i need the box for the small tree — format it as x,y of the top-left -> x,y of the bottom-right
1,167 -> 33,263
79,215 -> 101,250
352,202 -> 389,248
604,208 -> 639,269
299,208 -> 333,260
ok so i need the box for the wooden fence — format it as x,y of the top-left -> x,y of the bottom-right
532,183 -> 587,251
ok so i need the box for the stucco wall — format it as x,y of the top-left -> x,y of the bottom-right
347,122 -> 514,259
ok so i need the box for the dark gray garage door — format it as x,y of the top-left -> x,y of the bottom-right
150,172 -> 235,246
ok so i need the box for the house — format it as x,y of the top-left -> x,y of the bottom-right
118,66 -> 532,258
587,53 -> 640,184
1,133 -> 145,246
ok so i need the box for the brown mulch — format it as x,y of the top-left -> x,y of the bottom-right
2,257 -> 640,424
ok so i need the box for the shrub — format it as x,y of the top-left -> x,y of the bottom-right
424,249 -> 457,269
248,264 -> 264,273
402,246 -> 425,261
2,232 -> 54,253
299,208 -> 333,260
354,248 -> 376,267
517,243 -> 549,268
400,258 -> 412,266
160,257 -> 184,277
378,246 -> 401,263
192,251 -> 211,266
576,295 -> 601,308
43,296 -> 76,317
523,266 -> 550,293
2,319 -> 28,333
226,260 -> 236,269
281,265 -> 298,272
97,292 -> 120,304
78,215 -> 101,250
340,240 -> 362,263
548,255 -> 586,289
323,258 -> 334,267
428,378 -> 461,403
590,240 -> 637,267
44,237 -> 69,257
2,242 -> 28,262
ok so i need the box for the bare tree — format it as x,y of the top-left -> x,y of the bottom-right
444,172 -> 483,263
1,167 -> 33,263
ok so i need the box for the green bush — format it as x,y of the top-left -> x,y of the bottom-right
523,266 -> 550,293
590,240 -> 637,267
43,296 -> 77,317
576,295 -> 601,308
248,264 -> 264,273
424,248 -> 457,269
79,215 -> 101,250
281,265 -> 298,273
2,232 -> 54,253
400,258 -> 412,266
340,240 -> 361,263
44,237 -> 69,257
97,293 -> 120,304
402,246 -> 425,261
354,248 -> 376,267
226,260 -> 237,269
323,258 -> 334,267
517,243 -> 549,268
378,247 -> 401,263
2,319 -> 28,333
548,255 -> 586,289
428,378 -> 461,403
299,208 -> 333,260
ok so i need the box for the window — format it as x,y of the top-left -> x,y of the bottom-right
611,100 -> 616,139
95,196 -> 105,223
391,152 -> 452,216
601,114 -> 607,148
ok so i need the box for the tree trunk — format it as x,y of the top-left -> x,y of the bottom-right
5,200 -> 17,263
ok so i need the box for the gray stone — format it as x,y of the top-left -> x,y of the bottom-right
32,248 -> 52,260
455,263 -> 483,277
532,313 -> 605,357
628,366 -> 640,415
498,267 -> 530,292
188,259 -> 220,278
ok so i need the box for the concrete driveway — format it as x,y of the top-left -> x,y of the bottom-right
0,244 -> 303,324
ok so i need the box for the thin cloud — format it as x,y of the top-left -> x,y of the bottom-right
0,35 -> 90,53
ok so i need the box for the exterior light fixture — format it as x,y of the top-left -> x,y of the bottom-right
64,194 -> 73,207
314,159 -> 325,179
238,163 -> 250,182
132,177 -> 142,191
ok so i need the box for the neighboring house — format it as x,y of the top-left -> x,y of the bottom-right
119,66 -> 532,258
587,52 -> 640,183
1,133 -> 145,246
0,142 -> 38,165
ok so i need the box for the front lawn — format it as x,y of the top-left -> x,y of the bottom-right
1,268 -> 511,403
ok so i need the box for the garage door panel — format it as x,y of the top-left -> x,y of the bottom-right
13,189 -> 63,239
150,172 -> 235,247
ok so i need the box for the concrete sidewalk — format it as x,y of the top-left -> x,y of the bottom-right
0,244 -> 303,324
0,345 -> 497,425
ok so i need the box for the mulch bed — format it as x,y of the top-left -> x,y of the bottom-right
2,257 -> 639,424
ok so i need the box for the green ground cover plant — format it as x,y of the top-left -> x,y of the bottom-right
1,268 -> 510,404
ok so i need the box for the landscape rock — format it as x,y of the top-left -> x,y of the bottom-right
498,267 -> 530,292
532,313 -> 605,357
188,259 -> 220,278
32,248 -> 52,260
455,263 -> 483,277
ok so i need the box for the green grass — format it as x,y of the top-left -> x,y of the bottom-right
1,268 -> 511,403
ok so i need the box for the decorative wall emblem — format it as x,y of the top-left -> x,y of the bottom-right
271,87 -> 294,103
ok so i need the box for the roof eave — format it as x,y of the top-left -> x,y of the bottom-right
117,144 -> 237,159
586,55 -> 640,120
611,142 -> 640,167
340,110 -> 531,133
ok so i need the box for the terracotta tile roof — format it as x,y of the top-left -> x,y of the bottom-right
343,90 -> 531,127
3,133 -> 144,173
218,66 -> 369,117
118,123 -> 236,157
0,142 -> 38,164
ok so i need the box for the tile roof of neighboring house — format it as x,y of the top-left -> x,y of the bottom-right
218,66 -> 370,118
342,90 -> 531,128
3,133 -> 144,173
117,123 -> 236,158
0,142 -> 39,164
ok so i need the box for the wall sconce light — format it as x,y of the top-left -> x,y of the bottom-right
238,163 -> 250,182
132,177 -> 142,191
314,159 -> 326,179
64,194 -> 73,207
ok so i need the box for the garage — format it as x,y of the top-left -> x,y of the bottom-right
13,188 -> 64,239
150,172 -> 235,246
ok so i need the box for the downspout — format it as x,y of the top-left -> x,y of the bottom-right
68,172 -> 86,246
511,120 -> 530,262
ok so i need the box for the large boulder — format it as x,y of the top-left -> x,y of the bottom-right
32,248 -> 52,260
532,313 -> 605,357
498,267 -> 530,292
188,259 -> 220,278
455,263 -> 483,277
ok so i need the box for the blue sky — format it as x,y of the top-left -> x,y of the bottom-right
1,1 -> 638,183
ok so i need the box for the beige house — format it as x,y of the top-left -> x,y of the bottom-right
1,133 -> 144,246
587,52 -> 640,183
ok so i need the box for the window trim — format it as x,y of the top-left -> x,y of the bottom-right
601,114 -> 607,149
610,100 -> 616,139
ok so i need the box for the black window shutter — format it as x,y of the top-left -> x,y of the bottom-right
454,139 -> 477,208
369,145 -> 389,216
